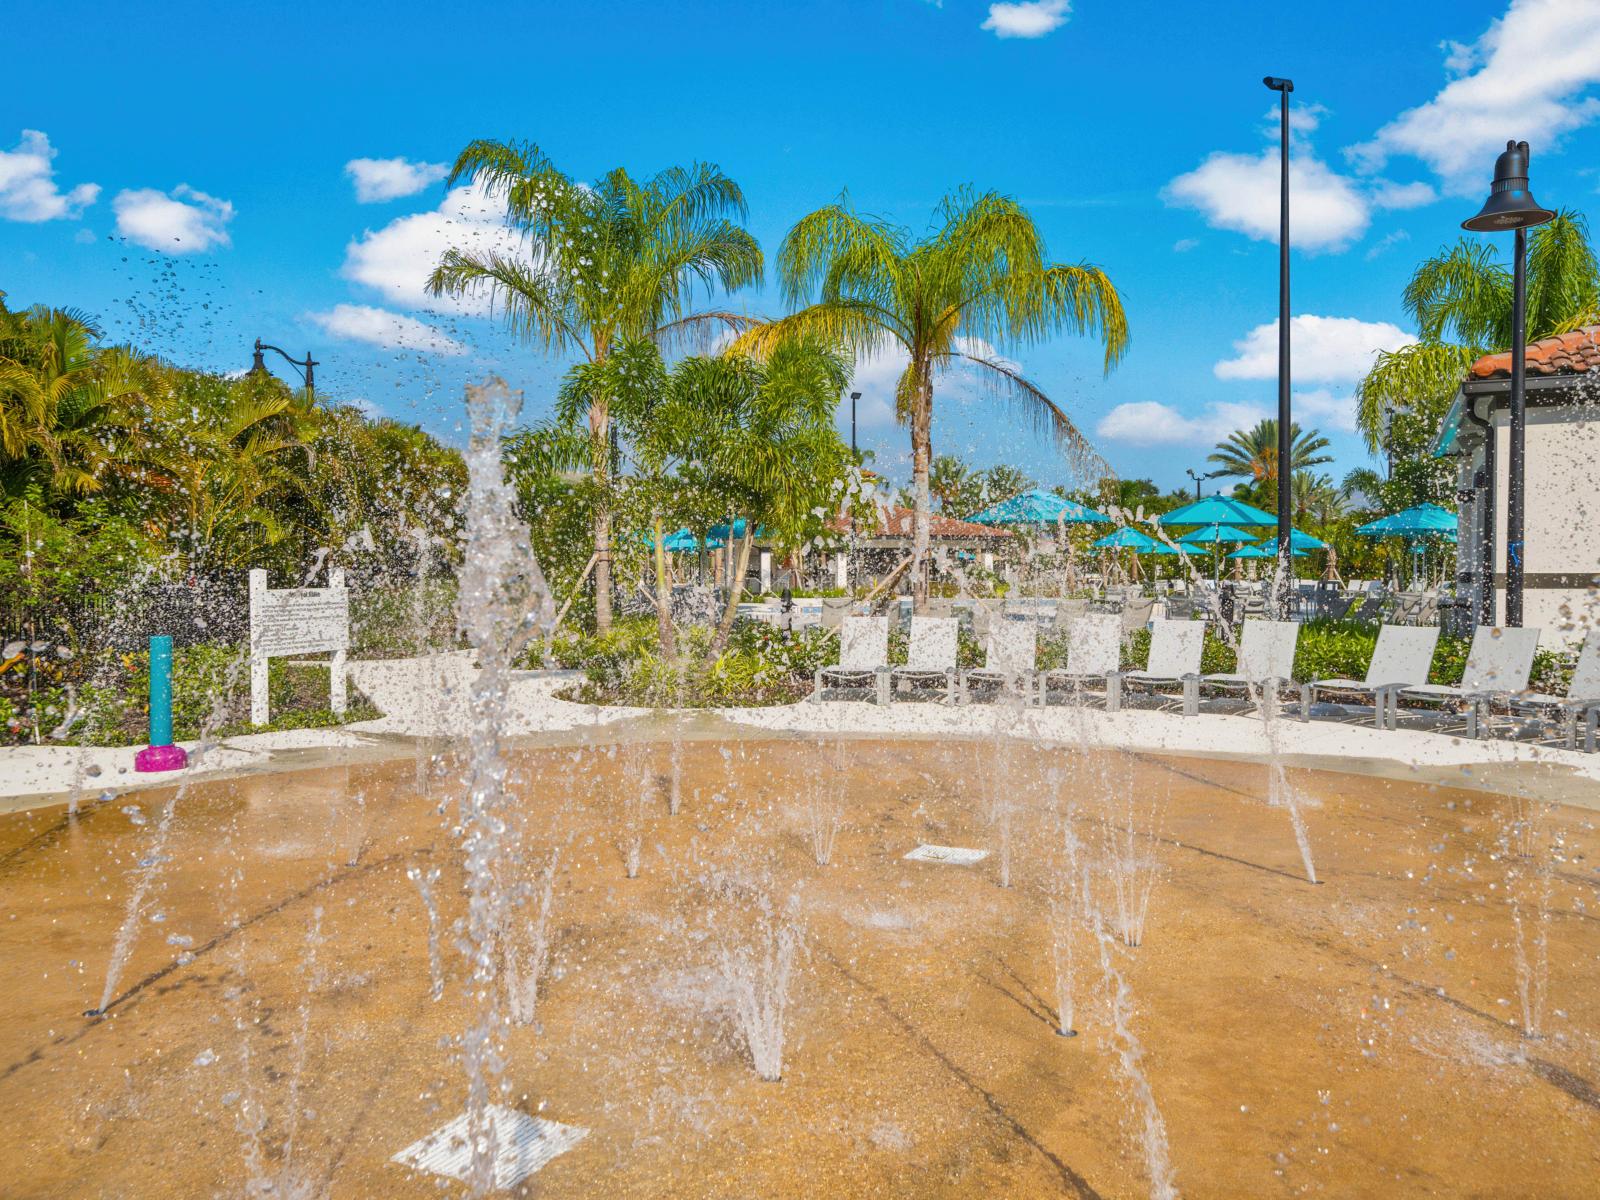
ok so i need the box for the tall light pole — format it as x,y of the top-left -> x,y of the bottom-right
1462,140 -> 1554,628
249,339 -> 318,402
1264,75 -> 1294,615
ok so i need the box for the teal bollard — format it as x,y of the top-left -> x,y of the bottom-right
134,635 -> 188,773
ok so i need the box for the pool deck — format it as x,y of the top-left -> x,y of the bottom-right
4,653 -> 1598,812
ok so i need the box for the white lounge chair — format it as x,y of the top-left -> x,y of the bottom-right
1121,618 -> 1207,716
1309,625 -> 1440,730
1508,628 -> 1600,751
1395,625 -> 1541,737
1120,596 -> 1155,639
813,615 -> 889,704
1037,614 -> 1121,708
889,616 -> 959,703
1202,620 -> 1308,717
960,619 -> 1037,704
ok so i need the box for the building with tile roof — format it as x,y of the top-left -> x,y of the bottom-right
1435,325 -> 1600,642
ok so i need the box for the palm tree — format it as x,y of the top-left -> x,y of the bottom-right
1208,419 -> 1331,501
737,189 -> 1128,605
1291,471 -> 1346,526
1340,466 -> 1385,512
427,140 -> 764,632
1356,210 -> 1600,452
0,305 -> 144,499
927,454 -> 978,516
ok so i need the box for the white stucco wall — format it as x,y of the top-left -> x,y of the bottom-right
1466,399 -> 1600,645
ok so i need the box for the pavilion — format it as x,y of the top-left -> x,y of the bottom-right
1434,325 -> 1600,640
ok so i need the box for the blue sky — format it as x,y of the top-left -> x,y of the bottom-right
4,0 -> 1599,494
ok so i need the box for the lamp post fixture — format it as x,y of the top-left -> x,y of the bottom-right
1462,140 -> 1554,628
1185,467 -> 1223,500
249,339 -> 318,401
1264,75 -> 1294,616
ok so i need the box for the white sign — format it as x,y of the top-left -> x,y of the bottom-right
249,568 -> 349,726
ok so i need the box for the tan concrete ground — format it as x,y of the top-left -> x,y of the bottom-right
1,736 -> 1597,1197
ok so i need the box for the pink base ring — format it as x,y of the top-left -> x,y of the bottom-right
135,744 -> 189,773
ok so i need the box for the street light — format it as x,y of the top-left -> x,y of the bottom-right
1264,75 -> 1294,615
1462,140 -> 1555,628
249,338 -> 319,401
1185,467 -> 1222,500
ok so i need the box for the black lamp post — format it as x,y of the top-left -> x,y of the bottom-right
249,338 -> 318,401
1185,467 -> 1224,500
1462,140 -> 1554,628
1264,75 -> 1294,615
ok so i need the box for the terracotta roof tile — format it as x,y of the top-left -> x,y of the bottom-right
1469,325 -> 1600,379
829,505 -> 1012,540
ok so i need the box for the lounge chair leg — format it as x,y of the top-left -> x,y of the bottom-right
875,670 -> 889,706
812,667 -> 823,703
945,669 -> 955,705
1466,700 -> 1480,740
1297,683 -> 1310,723
1107,672 -> 1122,714
1182,676 -> 1198,717
1587,708 -> 1598,754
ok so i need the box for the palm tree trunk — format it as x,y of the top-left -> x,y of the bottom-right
709,524 -> 755,657
909,375 -> 934,610
652,513 -> 677,661
591,398 -> 613,635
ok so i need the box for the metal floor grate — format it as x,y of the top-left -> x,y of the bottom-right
903,844 -> 989,865
391,1104 -> 589,1189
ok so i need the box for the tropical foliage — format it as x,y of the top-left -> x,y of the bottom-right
427,139 -> 764,633
1207,418 -> 1332,505
737,189 -> 1128,604
1,289 -> 466,744
1356,210 -> 1600,452
899,454 -> 1036,519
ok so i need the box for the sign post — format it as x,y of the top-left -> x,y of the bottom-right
248,568 -> 349,726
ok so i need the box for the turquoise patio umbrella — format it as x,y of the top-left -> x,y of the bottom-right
1092,527 -> 1160,551
1279,528 -> 1328,551
967,487 -> 1110,526
1177,524 -> 1255,546
1178,522 -> 1254,583
1229,543 -> 1306,559
708,518 -> 769,541
1357,503 -> 1457,587
1355,502 -> 1457,538
1157,495 -> 1278,529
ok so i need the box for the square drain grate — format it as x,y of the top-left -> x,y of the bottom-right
903,844 -> 989,866
392,1104 -> 589,1189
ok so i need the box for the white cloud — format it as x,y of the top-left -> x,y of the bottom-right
1371,180 -> 1437,209
1364,230 -> 1412,261
345,156 -> 449,203
1214,315 -> 1416,383
1292,388 -> 1359,434
342,182 -> 522,314
305,303 -> 466,356
1173,237 -> 1199,253
1096,400 -> 1268,447
981,0 -> 1070,39
1165,147 -> 1371,251
112,185 -> 234,253
1351,0 -> 1600,191
0,130 -> 98,222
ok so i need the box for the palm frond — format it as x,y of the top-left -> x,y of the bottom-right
952,351 -> 1109,480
